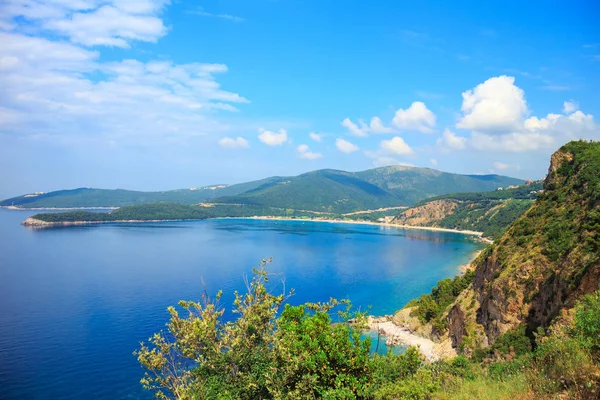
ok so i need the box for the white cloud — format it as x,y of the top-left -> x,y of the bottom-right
493,161 -> 509,170
1,1 -> 170,48
430,158 -> 438,167
454,76 -> 600,152
391,101 -> 436,133
0,31 -> 247,143
258,128 -> 288,146
219,136 -> 249,149
189,7 -> 244,23
369,116 -> 395,134
457,75 -> 528,134
380,136 -> 413,155
309,132 -> 322,142
436,129 -> 467,150
341,118 -> 369,137
336,138 -> 359,153
563,100 -> 579,114
297,144 -> 322,159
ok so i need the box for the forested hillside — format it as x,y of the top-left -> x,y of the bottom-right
392,182 -> 543,239
3,166 -> 523,212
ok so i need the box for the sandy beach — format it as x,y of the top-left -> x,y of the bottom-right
236,216 -> 487,238
367,317 -> 456,361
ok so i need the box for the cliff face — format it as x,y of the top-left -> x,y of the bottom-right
449,141 -> 600,350
393,200 -> 460,226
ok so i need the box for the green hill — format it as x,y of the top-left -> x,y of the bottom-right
0,177 -> 286,209
213,167 -> 524,214
392,181 -> 543,239
2,166 -> 522,212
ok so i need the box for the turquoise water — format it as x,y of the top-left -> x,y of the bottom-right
0,209 -> 483,399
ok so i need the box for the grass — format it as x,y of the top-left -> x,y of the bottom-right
434,373 -> 532,400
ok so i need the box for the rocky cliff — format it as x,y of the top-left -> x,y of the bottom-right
447,141 -> 600,352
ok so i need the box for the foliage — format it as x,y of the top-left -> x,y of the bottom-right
573,290 -> 600,358
31,203 -> 332,223
408,271 -> 475,330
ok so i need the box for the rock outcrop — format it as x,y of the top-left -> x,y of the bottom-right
447,141 -> 600,351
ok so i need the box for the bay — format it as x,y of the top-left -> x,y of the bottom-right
0,209 -> 484,399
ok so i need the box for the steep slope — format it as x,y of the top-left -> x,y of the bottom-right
444,141 -> 600,352
355,165 -> 523,204
0,177 -> 286,208
392,181 -> 543,239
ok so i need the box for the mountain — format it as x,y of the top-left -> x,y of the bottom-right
355,165 -> 523,205
402,140 -> 599,356
1,166 -> 523,212
213,167 -> 524,214
0,177 -> 286,209
391,181 -> 543,239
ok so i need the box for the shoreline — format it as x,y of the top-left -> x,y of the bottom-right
227,216 -> 488,238
20,214 -> 492,240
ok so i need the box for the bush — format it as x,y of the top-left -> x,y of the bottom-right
573,290 -> 600,358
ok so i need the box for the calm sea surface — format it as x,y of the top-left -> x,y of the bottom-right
0,209 -> 484,399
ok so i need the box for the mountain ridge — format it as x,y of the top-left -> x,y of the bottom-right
1,165 -> 524,213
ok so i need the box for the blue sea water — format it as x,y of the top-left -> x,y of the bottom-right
0,209 -> 484,399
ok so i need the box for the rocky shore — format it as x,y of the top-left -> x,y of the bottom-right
367,315 -> 456,362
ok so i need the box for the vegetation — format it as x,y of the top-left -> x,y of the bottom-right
136,263 -> 600,399
4,166 -> 523,212
393,182 -> 542,240
405,271 -> 475,332
30,203 -> 334,223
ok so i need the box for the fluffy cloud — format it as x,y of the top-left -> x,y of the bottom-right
341,118 -> 369,137
563,100 -> 579,114
309,132 -> 322,142
493,161 -> 509,170
369,116 -> 395,134
0,1 -> 170,48
453,76 -> 599,152
380,136 -> 413,155
336,138 -> 359,153
430,158 -> 438,167
436,129 -> 467,150
258,128 -> 288,146
457,75 -> 528,134
297,144 -> 322,159
0,31 -> 247,143
392,101 -> 436,133
219,136 -> 249,149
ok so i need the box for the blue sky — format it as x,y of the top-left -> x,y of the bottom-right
1,0 -> 599,198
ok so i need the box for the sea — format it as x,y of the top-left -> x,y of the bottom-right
0,208 -> 484,399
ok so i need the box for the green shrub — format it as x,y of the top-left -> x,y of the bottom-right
573,290 -> 600,357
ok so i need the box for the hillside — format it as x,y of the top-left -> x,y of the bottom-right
2,166 -> 523,213
404,140 -> 599,356
355,165 -> 523,205
392,181 -> 543,239
214,167 -> 523,214
0,177 -> 286,209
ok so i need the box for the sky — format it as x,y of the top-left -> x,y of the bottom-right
1,0 -> 599,198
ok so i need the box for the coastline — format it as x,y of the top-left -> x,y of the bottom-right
21,214 -> 492,241
226,216 -> 488,238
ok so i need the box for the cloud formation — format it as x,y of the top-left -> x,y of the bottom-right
341,102 -> 436,137
392,101 -> 436,133
0,0 -> 170,48
219,136 -> 249,149
336,138 -> 359,153
380,136 -> 413,155
448,76 -> 599,152
309,132 -> 322,142
258,128 -> 288,146
297,144 -> 322,159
